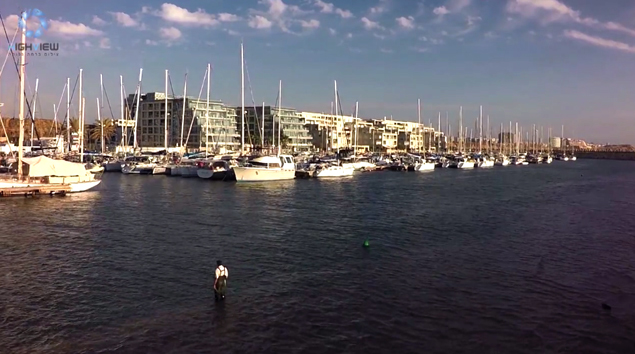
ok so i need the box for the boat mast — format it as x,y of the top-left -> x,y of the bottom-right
459,106 -> 463,153
164,69 -> 169,151
334,80 -> 338,156
240,42 -> 245,154
486,115 -> 490,154
120,75 -> 126,149
99,74 -> 105,154
30,78 -> 39,151
16,20 -> 26,179
206,63 -> 210,154
417,98 -> 421,152
97,97 -> 103,153
261,101 -> 265,149
479,105 -> 483,153
277,80 -> 282,156
180,73 -> 187,149
133,68 -> 143,150
354,101 -> 358,154
77,69 -> 83,161
65,78 -> 70,152
499,123 -> 503,154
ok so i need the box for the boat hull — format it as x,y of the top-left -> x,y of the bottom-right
233,167 -> 295,182
316,167 -> 355,178
0,180 -> 101,193
415,163 -> 435,171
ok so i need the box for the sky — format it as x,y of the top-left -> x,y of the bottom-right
0,0 -> 634,144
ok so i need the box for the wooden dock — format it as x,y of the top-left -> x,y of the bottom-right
0,185 -> 71,197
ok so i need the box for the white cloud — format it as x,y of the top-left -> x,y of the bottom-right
328,28 -> 337,35
299,19 -> 320,29
563,29 -> 635,54
369,0 -> 390,15
249,0 -> 310,34
484,31 -> 497,39
99,38 -> 111,49
361,17 -> 383,30
412,46 -> 428,53
467,15 -> 481,26
336,9 -> 354,18
433,6 -> 450,16
396,16 -> 415,30
373,33 -> 386,39
380,48 -> 393,53
92,16 -> 107,26
506,0 -> 635,37
218,13 -> 240,22
145,39 -> 158,45
448,0 -> 471,12
155,3 -> 219,27
49,19 -> 103,37
248,15 -> 273,29
347,33 -> 353,38
419,36 -> 427,41
226,29 -> 240,36
109,11 -> 139,27
159,26 -> 182,40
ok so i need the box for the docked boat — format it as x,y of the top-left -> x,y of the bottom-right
233,155 -> 296,182
494,155 -> 510,166
315,163 -> 355,178
414,159 -> 435,171
0,156 -> 101,193
197,159 -> 234,180
121,156 -> 157,174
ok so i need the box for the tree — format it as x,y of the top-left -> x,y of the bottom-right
281,134 -> 291,149
90,118 -> 116,146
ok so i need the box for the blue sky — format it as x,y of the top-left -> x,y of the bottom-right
1,0 -> 634,143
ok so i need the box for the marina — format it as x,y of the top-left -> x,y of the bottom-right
1,1 -> 634,353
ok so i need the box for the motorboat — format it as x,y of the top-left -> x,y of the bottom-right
233,155 -> 296,182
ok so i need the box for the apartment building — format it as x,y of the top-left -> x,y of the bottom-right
237,106 -> 312,151
127,92 -> 239,152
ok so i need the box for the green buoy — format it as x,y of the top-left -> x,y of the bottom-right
363,239 -> 370,247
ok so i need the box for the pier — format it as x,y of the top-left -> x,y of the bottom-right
0,185 -> 71,197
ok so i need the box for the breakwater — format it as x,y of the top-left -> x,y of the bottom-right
574,151 -> 635,161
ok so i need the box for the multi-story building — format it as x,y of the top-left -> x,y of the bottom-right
237,106 -> 312,152
126,92 -> 239,152
301,112 -> 358,152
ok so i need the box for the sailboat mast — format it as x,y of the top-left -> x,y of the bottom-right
133,68 -> 143,150
16,22 -> 25,178
80,97 -> 85,161
180,73 -> 187,148
417,99 -> 421,151
261,101 -> 265,149
240,42 -> 245,154
277,80 -> 282,156
97,97 -> 103,153
30,78 -> 39,150
486,115 -> 490,153
119,75 -> 126,149
354,101 -> 358,153
479,105 -> 483,153
206,63 -> 211,154
459,106 -> 463,152
334,80 -> 338,154
164,70 -> 169,151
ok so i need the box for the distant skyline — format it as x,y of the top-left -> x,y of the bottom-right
0,0 -> 634,143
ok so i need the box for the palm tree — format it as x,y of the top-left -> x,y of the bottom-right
90,118 -> 116,146
281,134 -> 291,149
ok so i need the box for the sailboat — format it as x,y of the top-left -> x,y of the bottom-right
315,80 -> 355,178
0,20 -> 101,193
232,49 -> 296,183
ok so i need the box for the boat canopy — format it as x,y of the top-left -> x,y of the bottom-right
21,156 -> 87,177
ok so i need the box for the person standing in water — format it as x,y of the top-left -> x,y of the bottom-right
214,260 -> 228,300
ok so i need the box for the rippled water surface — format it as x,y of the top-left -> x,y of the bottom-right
1,160 -> 635,353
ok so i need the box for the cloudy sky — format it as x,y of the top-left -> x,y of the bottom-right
0,0 -> 634,143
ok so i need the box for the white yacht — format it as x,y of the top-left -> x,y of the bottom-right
494,156 -> 510,166
414,160 -> 435,171
233,155 -> 296,182
315,163 -> 355,178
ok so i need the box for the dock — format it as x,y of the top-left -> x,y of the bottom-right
0,185 -> 71,197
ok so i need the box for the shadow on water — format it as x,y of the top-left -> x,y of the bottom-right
1,160 -> 635,353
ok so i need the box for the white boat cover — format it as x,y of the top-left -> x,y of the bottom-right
21,156 -> 88,177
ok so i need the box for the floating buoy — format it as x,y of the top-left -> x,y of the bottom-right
363,239 -> 369,247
